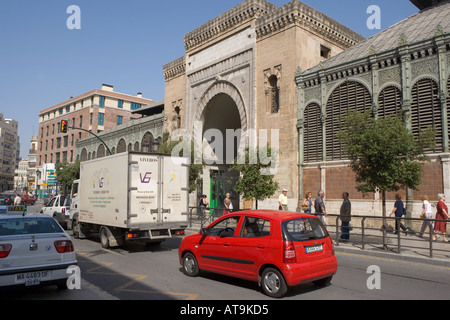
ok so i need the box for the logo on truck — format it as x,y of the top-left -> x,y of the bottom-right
140,172 -> 152,184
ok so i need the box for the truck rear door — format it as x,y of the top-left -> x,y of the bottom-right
161,156 -> 189,226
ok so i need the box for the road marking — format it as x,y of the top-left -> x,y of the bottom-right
77,252 -> 199,299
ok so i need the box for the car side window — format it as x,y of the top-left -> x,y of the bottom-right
208,216 -> 241,237
241,217 -> 271,238
47,197 -> 56,207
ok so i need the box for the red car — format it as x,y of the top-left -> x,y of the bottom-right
179,210 -> 337,298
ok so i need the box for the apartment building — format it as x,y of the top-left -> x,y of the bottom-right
0,113 -> 20,191
37,84 -> 153,167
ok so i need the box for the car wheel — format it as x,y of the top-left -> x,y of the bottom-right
182,252 -> 200,277
261,268 -> 288,298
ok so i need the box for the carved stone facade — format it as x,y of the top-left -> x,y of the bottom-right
163,0 -> 364,210
296,1 -> 450,217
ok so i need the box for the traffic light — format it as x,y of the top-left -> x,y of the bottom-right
60,120 -> 68,133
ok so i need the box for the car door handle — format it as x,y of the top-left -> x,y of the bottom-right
223,243 -> 230,247
257,244 -> 265,249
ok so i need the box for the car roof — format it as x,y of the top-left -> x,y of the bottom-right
0,213 -> 52,220
226,210 -> 316,221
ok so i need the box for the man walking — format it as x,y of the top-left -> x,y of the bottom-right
314,190 -> 327,225
340,192 -> 351,241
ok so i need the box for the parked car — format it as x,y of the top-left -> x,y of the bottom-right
0,194 -> 13,205
20,194 -> 35,206
40,195 -> 71,228
179,210 -> 337,298
0,214 -> 77,289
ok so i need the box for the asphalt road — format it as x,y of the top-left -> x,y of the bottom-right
2,203 -> 450,302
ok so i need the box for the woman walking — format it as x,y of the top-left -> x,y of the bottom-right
433,194 -> 448,242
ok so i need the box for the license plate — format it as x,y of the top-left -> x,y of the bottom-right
305,244 -> 323,253
15,270 -> 51,286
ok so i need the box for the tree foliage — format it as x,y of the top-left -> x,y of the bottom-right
56,160 -> 80,194
230,145 -> 279,209
338,110 -> 436,216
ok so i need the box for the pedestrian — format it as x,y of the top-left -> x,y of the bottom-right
278,189 -> 288,211
14,194 -> 22,205
223,193 -> 233,215
389,194 -> 408,235
433,194 -> 448,242
302,191 -> 313,213
314,190 -> 327,225
340,192 -> 351,241
418,194 -> 434,238
199,194 -> 209,220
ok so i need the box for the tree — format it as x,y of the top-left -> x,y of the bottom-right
56,160 -> 80,195
230,145 -> 279,209
338,110 -> 436,218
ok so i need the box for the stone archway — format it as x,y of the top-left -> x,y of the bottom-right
194,80 -> 247,213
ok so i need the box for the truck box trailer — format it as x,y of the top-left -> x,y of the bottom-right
69,152 -> 189,248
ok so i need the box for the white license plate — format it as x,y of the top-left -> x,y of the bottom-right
305,244 -> 323,253
15,270 -> 52,286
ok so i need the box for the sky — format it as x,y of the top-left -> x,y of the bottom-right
0,0 -> 419,158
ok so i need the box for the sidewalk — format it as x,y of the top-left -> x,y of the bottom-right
187,218 -> 450,267
331,228 -> 450,267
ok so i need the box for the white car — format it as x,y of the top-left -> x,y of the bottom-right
40,195 -> 71,228
0,214 -> 77,289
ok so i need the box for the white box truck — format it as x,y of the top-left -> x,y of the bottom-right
68,152 -> 189,248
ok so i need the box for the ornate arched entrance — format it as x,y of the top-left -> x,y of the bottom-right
194,80 -> 247,213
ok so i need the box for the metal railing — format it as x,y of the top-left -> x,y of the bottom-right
326,214 -> 449,259
187,207 -> 449,259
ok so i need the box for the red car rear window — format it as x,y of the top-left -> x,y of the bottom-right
281,218 -> 328,242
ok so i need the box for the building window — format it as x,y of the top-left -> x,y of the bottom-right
118,100 -> 123,108
304,103 -> 323,163
117,115 -> 123,125
98,113 -> 104,126
269,75 -> 279,114
320,45 -> 331,59
411,78 -> 442,153
131,102 -> 141,110
99,96 -> 105,108
325,81 -> 372,161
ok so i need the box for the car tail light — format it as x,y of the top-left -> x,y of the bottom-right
54,240 -> 74,253
62,208 -> 65,214
283,241 -> 297,263
0,244 -> 12,258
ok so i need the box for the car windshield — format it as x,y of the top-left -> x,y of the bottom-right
282,217 -> 328,241
0,217 -> 64,236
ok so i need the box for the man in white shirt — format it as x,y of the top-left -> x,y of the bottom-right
278,189 -> 288,211
14,194 -> 22,205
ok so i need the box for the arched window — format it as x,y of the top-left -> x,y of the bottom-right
325,81 -> 372,161
303,103 -> 323,162
378,86 -> 402,119
97,144 -> 105,158
411,78 -> 442,153
269,75 -> 279,114
117,138 -> 127,153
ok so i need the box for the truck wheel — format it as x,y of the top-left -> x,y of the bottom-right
100,227 -> 110,249
182,252 -> 200,277
72,220 -> 79,239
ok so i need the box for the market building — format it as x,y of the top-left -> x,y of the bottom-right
295,0 -> 450,215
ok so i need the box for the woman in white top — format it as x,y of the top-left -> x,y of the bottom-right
418,195 -> 434,238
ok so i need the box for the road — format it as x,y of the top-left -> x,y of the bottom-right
2,203 -> 450,302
